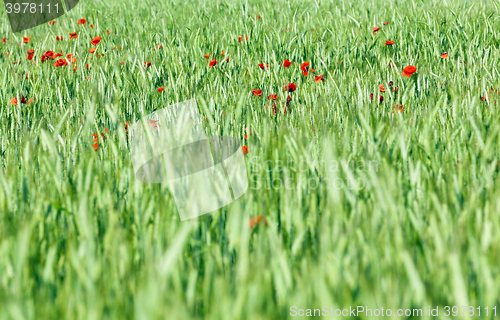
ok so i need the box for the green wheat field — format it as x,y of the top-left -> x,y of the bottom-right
1,0 -> 500,319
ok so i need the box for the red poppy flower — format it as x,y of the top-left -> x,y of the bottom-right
388,81 -> 393,87
373,27 -> 380,34
120,61 -> 124,65
300,61 -> 315,76
11,95 -> 27,105
92,133 -> 99,143
257,15 -> 261,19
270,102 -> 277,115
249,215 -> 267,229
56,36 -> 60,41
370,93 -> 374,100
54,59 -> 68,67
69,32 -> 78,39
93,143 -> 99,151
144,61 -> 151,68
49,21 -> 56,25
237,35 -> 248,42
27,49 -> 34,60
77,19 -> 86,25
379,95 -> 384,103
242,146 -> 249,155
203,54 -> 210,60
282,59 -> 292,68
226,57 -> 230,62
268,93 -> 278,100
158,87 -> 165,92
441,52 -> 449,59
23,37 -> 31,43
402,65 -> 417,77
90,24 -> 94,28
101,129 -> 108,142
209,58 -> 218,68
379,84 -> 385,92
147,119 -> 160,130
300,62 -> 309,77
384,40 -> 395,46
2,38 -> 6,43
258,63 -> 268,70
392,104 -> 405,113
252,89 -> 262,97
68,55 -> 77,64
91,37 -> 102,45
89,48 -> 96,54
284,83 -> 296,92
41,50 -> 54,61
314,75 -> 324,82
107,30 -> 111,34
